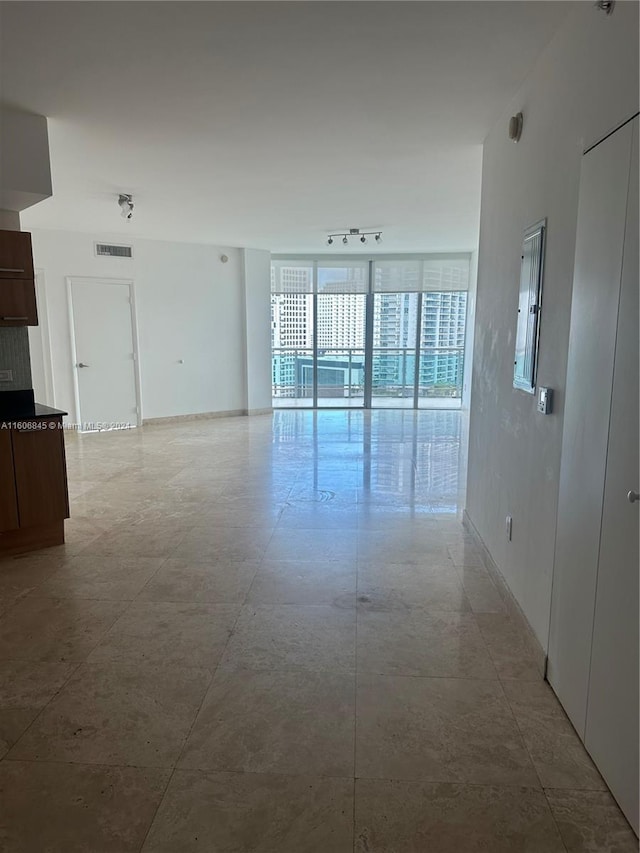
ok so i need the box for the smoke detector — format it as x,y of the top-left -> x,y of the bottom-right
595,0 -> 615,14
508,112 -> 523,143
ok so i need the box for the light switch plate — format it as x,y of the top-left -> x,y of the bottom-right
0,369 -> 13,382
537,386 -> 553,414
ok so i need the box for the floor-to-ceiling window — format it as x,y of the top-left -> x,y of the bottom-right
316,262 -> 367,407
271,261 -> 314,403
271,255 -> 470,409
372,260 -> 420,408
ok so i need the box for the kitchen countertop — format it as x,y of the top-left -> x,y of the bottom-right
0,403 -> 67,421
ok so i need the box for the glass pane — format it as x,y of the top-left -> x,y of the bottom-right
418,291 -> 466,405
317,262 -> 368,294
316,292 -> 365,407
373,260 -> 422,292
271,262 -> 314,294
422,257 -> 470,292
372,293 -> 418,408
271,292 -> 314,406
373,257 -> 470,293
270,260 -> 470,410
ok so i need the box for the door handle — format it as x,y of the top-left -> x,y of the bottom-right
627,490 -> 640,504
76,362 -> 90,368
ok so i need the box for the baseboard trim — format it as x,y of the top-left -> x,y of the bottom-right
247,407 -> 273,416
463,509 -> 548,677
142,409 -> 247,425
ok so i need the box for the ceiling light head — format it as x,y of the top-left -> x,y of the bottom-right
325,228 -> 383,246
595,0 -> 615,14
118,193 -> 134,220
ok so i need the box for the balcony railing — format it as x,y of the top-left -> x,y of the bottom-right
272,347 -> 464,401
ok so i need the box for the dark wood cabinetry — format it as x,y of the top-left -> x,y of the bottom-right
0,230 -> 64,555
0,412 -> 70,554
0,230 -> 34,279
12,423 -> 69,527
0,230 -> 38,325
0,430 -> 19,532
0,278 -> 38,325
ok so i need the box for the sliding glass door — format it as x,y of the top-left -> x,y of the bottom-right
271,263 -> 314,406
271,256 -> 469,409
418,290 -> 467,407
371,292 -> 419,407
316,263 -> 367,408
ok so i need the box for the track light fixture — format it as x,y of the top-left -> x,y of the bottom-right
118,193 -> 134,220
326,228 -> 383,247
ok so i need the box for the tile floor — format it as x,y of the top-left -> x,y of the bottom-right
0,410 -> 636,852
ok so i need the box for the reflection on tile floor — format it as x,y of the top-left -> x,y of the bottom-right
0,410 -> 636,852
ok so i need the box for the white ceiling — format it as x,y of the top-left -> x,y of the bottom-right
1,2 -> 570,253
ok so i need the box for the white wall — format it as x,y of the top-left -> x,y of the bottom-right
29,229 -> 270,421
467,1 -> 639,649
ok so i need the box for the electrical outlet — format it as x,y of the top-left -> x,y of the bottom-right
506,515 -> 513,541
0,369 -> 13,382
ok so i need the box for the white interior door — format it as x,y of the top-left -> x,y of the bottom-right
584,117 -> 639,834
70,278 -> 139,431
547,121 -> 633,730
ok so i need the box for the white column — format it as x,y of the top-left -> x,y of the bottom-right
242,248 -> 272,415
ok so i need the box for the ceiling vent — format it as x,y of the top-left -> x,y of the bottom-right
95,242 -> 133,259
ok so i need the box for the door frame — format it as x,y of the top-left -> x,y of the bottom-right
67,276 -> 142,431
27,268 -> 56,407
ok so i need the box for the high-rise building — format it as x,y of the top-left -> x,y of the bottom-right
270,265 -> 313,349
420,292 -> 467,393
317,294 -> 365,350
271,266 -> 314,396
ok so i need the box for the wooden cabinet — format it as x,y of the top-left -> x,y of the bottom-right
0,230 -> 34,279
0,414 -> 69,554
12,423 -> 69,527
0,230 -> 37,325
0,278 -> 38,325
0,430 -> 19,532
